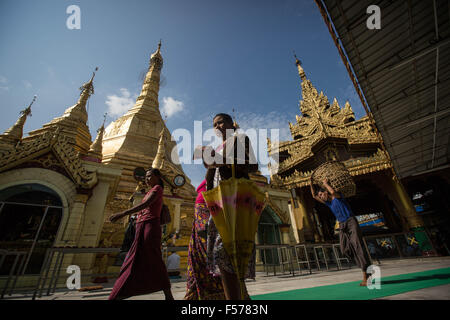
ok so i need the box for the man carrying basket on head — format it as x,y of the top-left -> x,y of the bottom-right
310,177 -> 371,286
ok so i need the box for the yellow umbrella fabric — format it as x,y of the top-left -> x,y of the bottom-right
202,165 -> 266,299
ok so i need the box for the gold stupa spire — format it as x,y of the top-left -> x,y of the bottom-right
0,95 -> 36,146
101,41 -> 196,203
294,51 -> 307,81
152,126 -> 166,170
27,68 -> 99,154
87,112 -> 106,161
128,41 -> 164,113
63,66 -> 98,123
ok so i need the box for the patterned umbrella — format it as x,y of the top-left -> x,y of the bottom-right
202,165 -> 266,299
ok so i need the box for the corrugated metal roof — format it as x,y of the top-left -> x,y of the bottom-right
318,0 -> 450,178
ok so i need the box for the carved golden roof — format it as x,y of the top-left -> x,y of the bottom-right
290,60 -> 357,139
270,148 -> 392,189
266,57 -> 393,188
268,58 -> 380,175
0,128 -> 97,189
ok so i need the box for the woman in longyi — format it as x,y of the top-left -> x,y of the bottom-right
184,178 -> 226,300
108,168 -> 174,300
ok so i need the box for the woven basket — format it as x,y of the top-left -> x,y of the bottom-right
311,161 -> 356,198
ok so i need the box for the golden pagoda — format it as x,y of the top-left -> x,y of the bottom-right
99,42 -> 196,271
269,56 -> 423,243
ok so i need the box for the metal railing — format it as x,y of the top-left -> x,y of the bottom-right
255,243 -> 352,276
0,229 -> 441,299
0,249 -> 28,299
32,247 -> 121,300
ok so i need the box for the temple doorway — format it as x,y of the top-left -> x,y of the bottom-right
0,184 -> 63,275
257,206 -> 282,264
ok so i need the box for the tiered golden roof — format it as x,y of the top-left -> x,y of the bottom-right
269,57 -> 392,188
26,69 -> 99,155
0,128 -> 97,188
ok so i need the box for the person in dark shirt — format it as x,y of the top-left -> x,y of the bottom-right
311,178 -> 371,286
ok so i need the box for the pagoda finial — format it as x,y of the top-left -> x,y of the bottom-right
152,127 -> 166,170
102,112 -> 107,127
148,40 -> 164,73
0,95 -> 37,145
293,51 -> 307,81
87,112 -> 106,161
80,67 -> 98,98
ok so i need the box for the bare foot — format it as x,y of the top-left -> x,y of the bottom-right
360,281 -> 367,286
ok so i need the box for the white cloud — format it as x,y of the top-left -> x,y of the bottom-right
234,111 -> 293,141
23,80 -> 32,89
161,97 -> 184,118
105,88 -> 135,116
0,76 -> 9,91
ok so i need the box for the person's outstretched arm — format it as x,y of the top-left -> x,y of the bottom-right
310,178 -> 325,204
110,187 -> 160,222
322,179 -> 341,199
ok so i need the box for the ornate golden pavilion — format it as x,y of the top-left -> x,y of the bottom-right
268,57 -> 424,243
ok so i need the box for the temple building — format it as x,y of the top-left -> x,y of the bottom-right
0,69 -> 123,288
267,56 -> 430,252
0,42 -> 198,288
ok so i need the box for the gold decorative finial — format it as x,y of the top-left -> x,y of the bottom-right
152,127 -> 166,170
91,67 -> 99,81
293,51 -> 306,81
0,95 -> 37,144
20,94 -> 37,118
232,107 -> 239,129
88,114 -> 106,161
293,51 -> 301,66
80,67 -> 99,97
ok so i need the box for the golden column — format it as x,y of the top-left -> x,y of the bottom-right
279,225 -> 291,245
390,177 -> 423,229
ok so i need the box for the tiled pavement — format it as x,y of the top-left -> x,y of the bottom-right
4,256 -> 450,300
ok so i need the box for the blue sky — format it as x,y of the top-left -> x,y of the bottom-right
0,0 -> 367,188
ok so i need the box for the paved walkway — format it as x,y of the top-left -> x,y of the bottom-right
5,257 -> 450,300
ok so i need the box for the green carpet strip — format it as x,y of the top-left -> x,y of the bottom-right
252,267 -> 450,300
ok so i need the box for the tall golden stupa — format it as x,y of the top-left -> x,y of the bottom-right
99,42 -> 197,270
